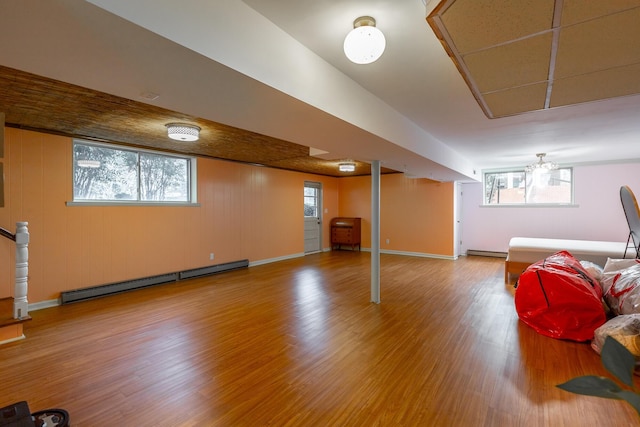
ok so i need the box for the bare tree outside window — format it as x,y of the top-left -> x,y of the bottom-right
140,153 -> 188,201
73,141 -> 194,203
304,186 -> 318,217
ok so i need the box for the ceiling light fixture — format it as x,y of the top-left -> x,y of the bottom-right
76,159 -> 101,168
525,153 -> 558,173
343,16 -> 386,65
166,123 -> 201,141
339,162 -> 356,172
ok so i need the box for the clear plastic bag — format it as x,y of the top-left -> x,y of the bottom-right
602,259 -> 640,315
580,260 -> 604,286
591,314 -> 640,356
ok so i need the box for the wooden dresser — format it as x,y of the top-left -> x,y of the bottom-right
330,217 -> 361,251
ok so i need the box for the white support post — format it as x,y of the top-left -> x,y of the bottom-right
371,161 -> 381,304
13,222 -> 29,319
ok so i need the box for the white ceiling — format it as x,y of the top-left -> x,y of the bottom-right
1,0 -> 639,181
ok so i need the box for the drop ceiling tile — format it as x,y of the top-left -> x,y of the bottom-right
550,63 -> 640,107
561,0 -> 640,26
483,83 -> 548,118
555,8 -> 640,78
429,0 -> 640,118
464,33 -> 552,93
441,0 -> 554,54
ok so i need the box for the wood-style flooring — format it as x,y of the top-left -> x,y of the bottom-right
0,252 -> 637,426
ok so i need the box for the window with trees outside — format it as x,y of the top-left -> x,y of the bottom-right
73,141 -> 196,204
484,167 -> 573,205
304,185 -> 320,217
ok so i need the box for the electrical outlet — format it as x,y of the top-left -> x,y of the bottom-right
210,253 -> 215,260
386,239 -> 390,244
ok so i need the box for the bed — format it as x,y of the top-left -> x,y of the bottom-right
504,237 -> 634,282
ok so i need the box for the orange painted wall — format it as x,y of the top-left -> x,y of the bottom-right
338,173 -> 454,256
0,128 -> 339,303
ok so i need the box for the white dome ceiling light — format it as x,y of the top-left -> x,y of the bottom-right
339,161 -> 356,172
165,123 -> 201,141
343,16 -> 386,65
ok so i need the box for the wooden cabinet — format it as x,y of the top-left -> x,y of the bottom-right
330,217 -> 361,251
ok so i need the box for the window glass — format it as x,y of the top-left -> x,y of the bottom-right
484,168 -> 572,205
304,186 -> 318,217
140,153 -> 189,201
73,141 -> 194,203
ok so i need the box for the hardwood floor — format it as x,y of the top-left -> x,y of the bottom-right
0,252 -> 637,426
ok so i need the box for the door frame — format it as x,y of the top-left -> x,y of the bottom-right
304,181 -> 323,254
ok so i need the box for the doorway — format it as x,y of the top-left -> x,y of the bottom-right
304,181 -> 322,254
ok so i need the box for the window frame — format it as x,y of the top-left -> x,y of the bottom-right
482,166 -> 575,207
304,184 -> 321,218
68,140 -> 198,206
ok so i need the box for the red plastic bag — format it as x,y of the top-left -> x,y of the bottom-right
515,250 -> 606,341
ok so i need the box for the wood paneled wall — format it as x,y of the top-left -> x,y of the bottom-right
0,128 -> 454,304
338,173 -> 455,256
0,128 -> 341,303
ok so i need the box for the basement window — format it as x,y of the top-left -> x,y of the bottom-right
71,141 -> 197,204
484,167 -> 573,205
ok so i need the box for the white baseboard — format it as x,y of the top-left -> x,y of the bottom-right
0,334 -> 25,345
249,252 -> 305,267
23,250 -> 454,310
29,299 -> 60,312
361,248 -> 458,260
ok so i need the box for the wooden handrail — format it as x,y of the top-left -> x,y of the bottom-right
0,226 -> 15,241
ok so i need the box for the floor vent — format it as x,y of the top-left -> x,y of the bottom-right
466,250 -> 507,258
61,272 -> 179,304
179,259 -> 249,280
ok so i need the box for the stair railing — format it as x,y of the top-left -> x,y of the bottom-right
0,222 -> 29,319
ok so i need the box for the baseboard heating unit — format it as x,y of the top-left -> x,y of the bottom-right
466,250 -> 507,258
179,259 -> 248,280
60,259 -> 249,304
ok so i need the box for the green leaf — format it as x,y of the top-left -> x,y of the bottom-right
557,375 -> 623,399
617,390 -> 640,416
601,336 -> 636,388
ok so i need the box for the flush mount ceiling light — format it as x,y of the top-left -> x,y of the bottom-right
339,161 -> 356,172
343,16 -> 386,64
525,153 -> 558,173
166,123 -> 201,141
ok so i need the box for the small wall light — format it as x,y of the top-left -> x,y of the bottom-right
343,16 -> 386,64
166,123 -> 201,141
339,162 -> 356,172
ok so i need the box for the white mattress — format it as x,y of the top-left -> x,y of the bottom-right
507,237 -> 634,266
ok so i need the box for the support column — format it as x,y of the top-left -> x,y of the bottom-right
371,161 -> 380,304
13,222 -> 29,319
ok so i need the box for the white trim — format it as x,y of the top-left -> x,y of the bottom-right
29,299 -> 60,311
362,247 -> 458,260
249,252 -> 305,267
0,334 -> 26,345
66,201 -> 201,207
479,203 -> 579,208
23,251 -> 456,311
